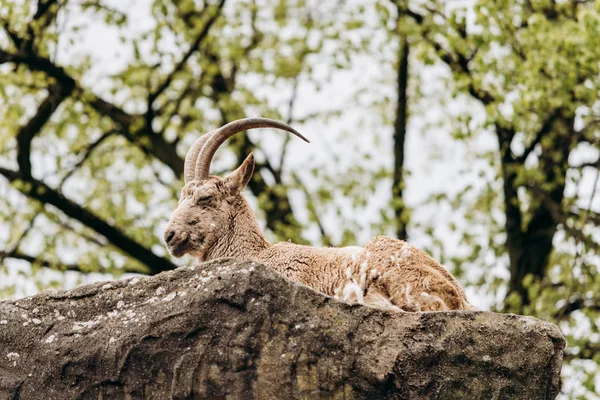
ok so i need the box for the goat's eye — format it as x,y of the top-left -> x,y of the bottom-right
197,195 -> 212,204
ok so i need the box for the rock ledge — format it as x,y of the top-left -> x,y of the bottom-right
0,259 -> 564,399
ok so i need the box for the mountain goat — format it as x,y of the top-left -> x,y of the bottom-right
164,118 -> 475,311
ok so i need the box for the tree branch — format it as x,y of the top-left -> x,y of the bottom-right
515,109 -> 562,163
0,248 -> 146,274
391,1 -> 424,23
79,1 -> 127,21
59,130 -> 115,187
157,79 -> 200,138
569,159 -> 600,170
392,1 -> 494,106
0,249 -> 83,273
0,167 -> 177,274
528,184 -> 600,252
292,173 -> 333,247
1,22 -> 26,49
149,0 -> 226,107
569,208 -> 600,226
278,78 -> 299,173
0,211 -> 41,268
85,94 -> 185,177
564,339 -> 600,362
0,48 -> 185,177
20,0 -> 63,55
42,209 -> 107,247
32,0 -> 61,21
228,0 -> 261,88
0,49 -> 71,82
16,82 -> 74,178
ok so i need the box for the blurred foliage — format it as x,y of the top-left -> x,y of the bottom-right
0,0 -> 599,397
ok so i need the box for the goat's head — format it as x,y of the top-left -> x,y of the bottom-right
163,118 -> 308,260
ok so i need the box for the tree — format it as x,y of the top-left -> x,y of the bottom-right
390,0 -> 600,395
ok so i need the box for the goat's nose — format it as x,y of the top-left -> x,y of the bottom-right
165,230 -> 176,245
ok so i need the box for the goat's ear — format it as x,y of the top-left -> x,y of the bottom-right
224,153 -> 255,196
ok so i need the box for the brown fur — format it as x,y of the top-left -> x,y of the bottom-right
164,153 -> 475,312
342,237 -> 475,311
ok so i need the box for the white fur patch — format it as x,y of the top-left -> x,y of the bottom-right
342,246 -> 364,263
342,246 -> 364,255
398,245 -> 411,261
341,281 -> 364,304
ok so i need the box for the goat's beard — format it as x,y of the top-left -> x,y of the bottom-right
188,246 -> 207,264
189,236 -> 218,263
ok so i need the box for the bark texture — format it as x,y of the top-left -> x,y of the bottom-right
0,259 -> 564,399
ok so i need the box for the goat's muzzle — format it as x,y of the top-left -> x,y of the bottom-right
164,229 -> 190,258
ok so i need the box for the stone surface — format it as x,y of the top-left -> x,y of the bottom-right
0,259 -> 564,399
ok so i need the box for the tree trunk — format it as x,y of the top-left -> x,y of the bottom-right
392,31 -> 410,240
503,115 -> 573,308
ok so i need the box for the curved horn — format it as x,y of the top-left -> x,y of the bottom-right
195,117 -> 309,180
184,131 -> 214,183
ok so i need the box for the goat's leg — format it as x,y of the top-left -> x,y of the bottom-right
381,265 -> 467,311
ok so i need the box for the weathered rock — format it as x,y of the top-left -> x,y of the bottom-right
0,259 -> 564,399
